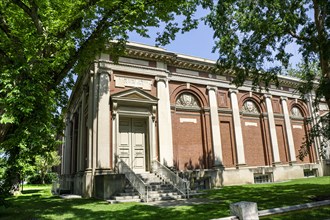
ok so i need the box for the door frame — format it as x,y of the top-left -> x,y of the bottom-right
111,88 -> 158,172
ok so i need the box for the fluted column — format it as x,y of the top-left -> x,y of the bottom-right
264,94 -> 280,164
229,89 -> 246,165
156,76 -> 173,167
207,86 -> 223,166
281,97 -> 296,163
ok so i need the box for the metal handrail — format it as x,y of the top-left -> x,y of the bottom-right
117,159 -> 149,202
152,160 -> 190,198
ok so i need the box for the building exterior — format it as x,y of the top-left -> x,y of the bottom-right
60,42 -> 330,198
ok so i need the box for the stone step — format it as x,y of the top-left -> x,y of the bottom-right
107,198 -> 142,204
149,185 -> 174,191
113,195 -> 140,200
148,189 -> 176,194
147,192 -> 178,198
118,192 -> 140,197
144,195 -> 183,202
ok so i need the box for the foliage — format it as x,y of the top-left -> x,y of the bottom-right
0,0 -> 202,199
34,151 -> 60,184
0,177 -> 329,219
28,172 -> 58,184
205,0 -> 330,157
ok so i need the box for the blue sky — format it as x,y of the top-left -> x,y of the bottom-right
128,20 -> 219,61
128,10 -> 302,67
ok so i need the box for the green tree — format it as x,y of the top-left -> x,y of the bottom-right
34,150 -> 60,184
205,0 -> 329,156
0,0 -> 201,197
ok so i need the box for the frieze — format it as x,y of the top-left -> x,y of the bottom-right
114,75 -> 152,90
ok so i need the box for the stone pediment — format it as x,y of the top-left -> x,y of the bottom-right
111,88 -> 158,105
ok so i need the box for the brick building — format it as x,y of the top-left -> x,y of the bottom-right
60,42 -> 330,198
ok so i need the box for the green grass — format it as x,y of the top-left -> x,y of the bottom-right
0,176 -> 329,220
260,206 -> 330,220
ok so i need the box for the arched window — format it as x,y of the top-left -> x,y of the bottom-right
175,92 -> 200,108
242,100 -> 259,114
291,106 -> 303,117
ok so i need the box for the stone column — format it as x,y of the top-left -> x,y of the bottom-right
96,70 -> 111,171
207,86 -> 223,166
71,115 -> 77,174
229,89 -> 246,165
63,115 -> 72,175
281,97 -> 296,163
77,105 -> 82,172
264,95 -> 280,164
78,85 -> 88,171
87,71 -> 94,171
156,76 -> 174,167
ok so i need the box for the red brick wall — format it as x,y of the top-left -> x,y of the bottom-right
242,118 -> 267,166
220,119 -> 236,167
276,123 -> 289,164
172,112 -> 206,170
292,121 -> 312,163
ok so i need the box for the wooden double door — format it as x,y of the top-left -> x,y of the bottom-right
118,117 -> 147,172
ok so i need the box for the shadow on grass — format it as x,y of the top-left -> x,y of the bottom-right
199,180 -> 330,211
1,177 -> 329,220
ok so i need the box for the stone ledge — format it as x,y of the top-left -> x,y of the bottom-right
258,199 -> 330,216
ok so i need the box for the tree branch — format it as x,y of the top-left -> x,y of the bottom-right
288,30 -> 311,42
55,0 -> 101,38
0,48 -> 14,65
0,12 -> 22,45
11,0 -> 44,35
51,8 -> 117,88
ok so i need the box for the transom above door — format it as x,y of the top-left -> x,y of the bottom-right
118,117 -> 147,172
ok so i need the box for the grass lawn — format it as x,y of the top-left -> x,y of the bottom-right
0,176 -> 329,220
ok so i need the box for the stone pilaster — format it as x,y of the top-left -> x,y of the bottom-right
87,70 -> 94,171
207,86 -> 223,166
264,94 -> 280,164
281,97 -> 296,163
63,114 -> 72,175
96,70 -> 111,171
156,76 -> 174,167
229,89 -> 246,166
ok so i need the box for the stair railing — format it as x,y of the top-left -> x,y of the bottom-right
152,160 -> 190,198
117,159 -> 150,202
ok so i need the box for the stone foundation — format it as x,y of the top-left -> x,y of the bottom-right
94,174 -> 126,200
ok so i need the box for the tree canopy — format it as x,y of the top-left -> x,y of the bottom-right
0,0 -> 201,195
205,0 -> 329,157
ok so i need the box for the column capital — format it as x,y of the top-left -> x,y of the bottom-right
229,88 -> 239,94
206,86 -> 218,92
280,96 -> 288,101
97,69 -> 112,78
264,94 -> 272,99
155,76 -> 168,83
